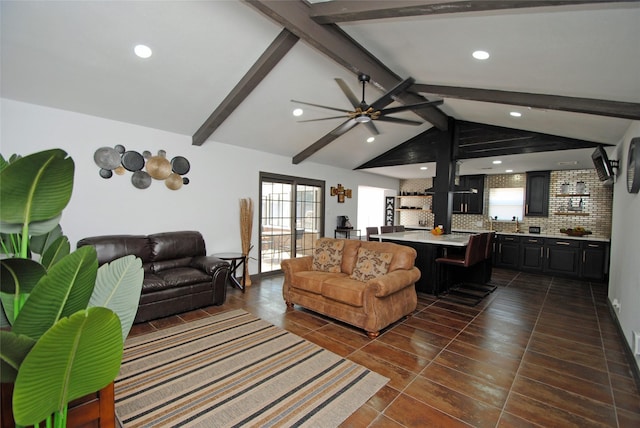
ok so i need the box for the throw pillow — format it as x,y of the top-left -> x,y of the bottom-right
312,239 -> 345,273
350,248 -> 393,282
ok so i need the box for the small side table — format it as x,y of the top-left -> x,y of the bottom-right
212,252 -> 246,293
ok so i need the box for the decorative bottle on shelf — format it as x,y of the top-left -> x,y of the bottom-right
576,181 -> 586,194
560,182 -> 570,194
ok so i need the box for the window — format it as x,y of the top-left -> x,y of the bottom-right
488,187 -> 524,220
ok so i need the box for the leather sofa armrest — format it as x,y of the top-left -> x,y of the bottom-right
191,256 -> 230,275
367,267 -> 421,298
281,256 -> 312,275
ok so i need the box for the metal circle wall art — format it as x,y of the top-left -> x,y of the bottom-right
93,145 -> 191,190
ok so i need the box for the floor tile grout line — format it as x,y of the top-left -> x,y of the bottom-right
591,280 -> 621,427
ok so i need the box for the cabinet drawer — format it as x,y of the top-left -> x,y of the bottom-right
581,241 -> 607,250
546,238 -> 580,247
522,237 -> 544,245
497,235 -> 520,243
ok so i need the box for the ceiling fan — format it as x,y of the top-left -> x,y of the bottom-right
291,75 -> 443,164
292,74 -> 443,135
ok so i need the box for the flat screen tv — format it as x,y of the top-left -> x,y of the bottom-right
592,145 -> 614,183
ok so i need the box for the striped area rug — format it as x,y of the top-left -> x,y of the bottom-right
115,309 -> 388,427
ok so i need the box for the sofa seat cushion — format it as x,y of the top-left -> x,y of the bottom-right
142,273 -> 168,293
322,277 -> 367,307
155,267 -> 212,288
291,271 -> 346,294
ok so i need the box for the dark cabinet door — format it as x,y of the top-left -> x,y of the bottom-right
580,242 -> 609,280
544,239 -> 580,276
525,171 -> 550,217
495,236 -> 520,268
453,175 -> 485,214
520,237 -> 545,271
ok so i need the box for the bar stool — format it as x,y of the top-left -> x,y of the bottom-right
435,233 -> 487,303
380,225 -> 394,233
393,225 -> 405,232
366,226 -> 379,241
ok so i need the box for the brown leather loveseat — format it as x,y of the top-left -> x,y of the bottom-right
77,231 -> 229,323
281,238 -> 420,338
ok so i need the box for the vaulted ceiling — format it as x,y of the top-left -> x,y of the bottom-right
2,1 -> 639,178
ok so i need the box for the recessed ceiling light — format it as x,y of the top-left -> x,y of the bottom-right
510,111 -> 522,117
506,169 -> 513,173
134,44 -> 152,59
492,160 -> 502,164
420,166 -> 428,170
366,137 -> 375,143
472,50 -> 490,60
293,108 -> 303,117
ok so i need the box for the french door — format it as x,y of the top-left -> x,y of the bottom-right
259,173 -> 324,273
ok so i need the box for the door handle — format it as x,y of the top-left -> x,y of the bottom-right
525,204 -> 529,214
547,248 -> 550,258
583,250 -> 586,263
499,243 -> 502,253
557,242 -> 570,246
588,244 -> 599,248
540,247 -> 543,258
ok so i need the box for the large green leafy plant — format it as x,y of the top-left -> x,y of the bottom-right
0,149 -> 143,427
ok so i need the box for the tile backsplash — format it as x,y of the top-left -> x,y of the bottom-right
398,170 -> 613,239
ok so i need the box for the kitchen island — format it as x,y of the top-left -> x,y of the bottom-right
371,230 -> 483,294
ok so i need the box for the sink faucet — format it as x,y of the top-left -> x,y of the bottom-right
515,218 -> 520,233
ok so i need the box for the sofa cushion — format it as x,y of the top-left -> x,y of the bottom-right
77,235 -> 151,265
350,248 -> 393,282
142,273 -> 168,293
148,231 -> 206,262
151,257 -> 192,273
312,238 -> 344,273
291,271 -> 346,294
155,267 -> 212,288
322,277 -> 367,307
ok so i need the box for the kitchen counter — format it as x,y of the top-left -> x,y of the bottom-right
371,230 -> 470,246
402,225 -> 610,242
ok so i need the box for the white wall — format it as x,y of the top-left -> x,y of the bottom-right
609,120 -> 640,370
0,99 -> 399,275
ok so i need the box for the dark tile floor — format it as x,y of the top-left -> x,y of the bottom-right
129,269 -> 640,427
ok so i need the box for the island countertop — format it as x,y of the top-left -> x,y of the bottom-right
402,225 -> 610,242
371,230 -> 470,246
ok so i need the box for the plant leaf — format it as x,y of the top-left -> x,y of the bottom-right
90,255 -> 143,341
0,330 -> 36,383
13,246 -> 98,340
40,235 -> 71,270
12,307 -> 123,426
0,258 -> 46,324
0,149 -> 74,226
30,224 -> 64,255
0,214 -> 63,236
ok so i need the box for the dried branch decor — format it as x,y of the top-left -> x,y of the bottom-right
239,198 -> 254,286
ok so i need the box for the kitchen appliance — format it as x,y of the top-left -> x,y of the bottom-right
529,226 -> 541,234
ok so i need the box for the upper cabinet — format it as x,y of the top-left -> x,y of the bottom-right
453,174 -> 485,214
525,171 -> 550,217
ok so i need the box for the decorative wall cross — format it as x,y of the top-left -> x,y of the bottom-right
330,183 -> 352,203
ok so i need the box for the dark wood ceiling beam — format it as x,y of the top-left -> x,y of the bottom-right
244,0 -> 449,131
412,84 -> 640,120
192,29 -> 299,146
309,1 -> 638,23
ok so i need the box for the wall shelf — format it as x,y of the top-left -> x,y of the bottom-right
555,193 -> 590,197
396,209 -> 431,212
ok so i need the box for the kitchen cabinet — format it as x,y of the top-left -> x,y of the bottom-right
520,237 -> 545,272
493,233 -> 609,281
543,238 -> 581,276
494,235 -> 520,269
580,241 -> 609,280
525,171 -> 550,217
453,174 -> 485,214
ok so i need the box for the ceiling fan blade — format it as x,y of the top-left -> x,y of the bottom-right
291,99 -> 351,113
364,120 -> 380,135
376,116 -> 423,126
379,99 -> 444,115
335,78 -> 361,109
293,119 -> 358,164
297,116 -> 347,122
369,77 -> 416,110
